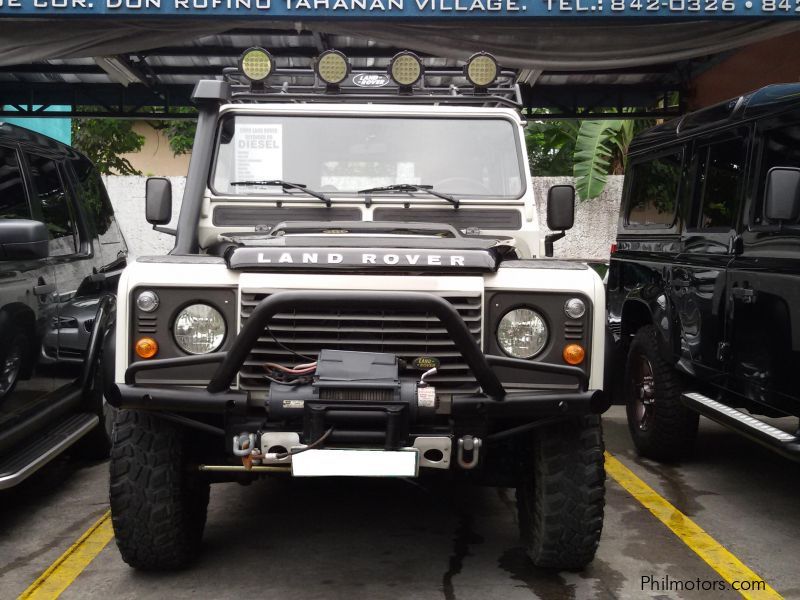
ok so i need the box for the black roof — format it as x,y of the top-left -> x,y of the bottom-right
0,122 -> 85,160
629,83 -> 800,154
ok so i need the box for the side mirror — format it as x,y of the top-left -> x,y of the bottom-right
146,177 -> 172,226
0,219 -> 49,260
544,185 -> 576,257
547,184 -> 576,231
765,167 -> 800,223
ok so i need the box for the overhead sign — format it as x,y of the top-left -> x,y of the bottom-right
0,0 -> 796,17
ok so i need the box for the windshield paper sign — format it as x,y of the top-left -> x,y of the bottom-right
0,0 -> 794,17
233,124 -> 282,184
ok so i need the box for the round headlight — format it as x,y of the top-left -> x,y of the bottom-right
315,50 -> 349,85
174,304 -> 226,355
497,308 -> 548,359
136,290 -> 159,313
240,47 -> 273,82
565,298 -> 586,319
465,52 -> 498,88
389,51 -> 423,87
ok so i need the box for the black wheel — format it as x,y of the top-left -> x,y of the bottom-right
0,329 -> 27,400
624,325 -> 698,461
73,351 -> 115,459
515,415 -> 605,571
109,410 -> 210,570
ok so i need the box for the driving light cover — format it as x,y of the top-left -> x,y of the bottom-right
564,298 -> 586,319
465,52 -> 498,88
497,308 -> 548,359
240,47 -> 273,82
389,51 -> 423,87
563,343 -> 586,365
135,337 -> 158,359
315,50 -> 350,85
174,304 -> 226,355
136,290 -> 159,313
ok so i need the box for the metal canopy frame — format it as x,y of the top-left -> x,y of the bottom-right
0,27 -> 692,120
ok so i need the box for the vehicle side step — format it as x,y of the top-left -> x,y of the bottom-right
0,413 -> 99,490
682,392 -> 800,462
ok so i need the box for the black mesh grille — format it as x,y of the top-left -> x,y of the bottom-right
372,208 -> 522,230
213,206 -> 362,226
239,290 -> 482,395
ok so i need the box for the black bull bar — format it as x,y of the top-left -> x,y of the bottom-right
111,291 -> 607,417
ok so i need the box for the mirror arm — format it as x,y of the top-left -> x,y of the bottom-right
153,225 -> 177,236
544,230 -> 566,258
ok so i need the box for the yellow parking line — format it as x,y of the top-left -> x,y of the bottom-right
18,510 -> 114,600
605,452 -> 782,600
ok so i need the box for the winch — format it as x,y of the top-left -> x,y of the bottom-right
266,349 -> 438,449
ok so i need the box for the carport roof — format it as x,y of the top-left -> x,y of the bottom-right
0,20 -> 797,119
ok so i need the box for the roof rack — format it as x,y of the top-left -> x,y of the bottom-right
220,66 -> 522,110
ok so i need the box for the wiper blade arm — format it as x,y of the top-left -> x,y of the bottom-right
357,183 -> 459,208
230,179 -> 331,208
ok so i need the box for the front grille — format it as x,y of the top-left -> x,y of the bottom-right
239,290 -> 482,395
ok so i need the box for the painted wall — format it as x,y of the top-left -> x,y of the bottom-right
2,106 -> 71,145
120,122 -> 192,177
104,176 -> 623,260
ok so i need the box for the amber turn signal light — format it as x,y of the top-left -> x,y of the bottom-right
135,337 -> 158,359
563,343 -> 585,365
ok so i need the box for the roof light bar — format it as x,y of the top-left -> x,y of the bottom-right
239,47 -> 274,83
389,51 -> 424,88
315,50 -> 350,86
465,52 -> 498,89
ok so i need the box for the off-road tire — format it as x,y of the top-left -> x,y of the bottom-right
109,410 -> 210,570
516,415 -> 605,571
624,325 -> 699,461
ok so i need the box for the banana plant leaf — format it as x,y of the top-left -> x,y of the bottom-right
573,119 -> 623,201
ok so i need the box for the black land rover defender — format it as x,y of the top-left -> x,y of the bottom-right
0,124 -> 126,489
608,84 -> 800,462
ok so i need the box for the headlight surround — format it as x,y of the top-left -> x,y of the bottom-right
497,308 -> 548,359
173,304 -> 226,355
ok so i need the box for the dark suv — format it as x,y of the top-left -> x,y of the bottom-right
0,123 -> 126,489
607,84 -> 800,462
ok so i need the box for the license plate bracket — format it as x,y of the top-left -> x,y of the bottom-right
291,448 -> 418,477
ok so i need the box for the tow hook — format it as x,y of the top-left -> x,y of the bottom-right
457,435 -> 482,470
232,433 -> 256,457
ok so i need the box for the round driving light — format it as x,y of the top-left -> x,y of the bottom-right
315,50 -> 349,85
174,304 -> 226,355
389,51 -> 423,87
465,52 -> 498,88
135,337 -> 158,359
564,298 -> 586,319
240,47 -> 273,82
136,290 -> 159,313
497,308 -> 548,359
563,343 -> 586,365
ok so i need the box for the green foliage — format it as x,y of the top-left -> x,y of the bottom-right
573,120 -> 623,201
152,107 -> 198,156
525,119 -> 579,176
71,118 -> 145,175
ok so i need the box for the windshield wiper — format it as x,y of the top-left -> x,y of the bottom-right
357,183 -> 459,208
230,179 -> 331,208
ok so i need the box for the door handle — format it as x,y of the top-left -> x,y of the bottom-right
672,279 -> 691,289
34,282 -> 55,295
731,286 -> 756,304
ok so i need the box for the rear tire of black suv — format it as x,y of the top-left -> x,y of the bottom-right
109,410 -> 210,570
624,325 -> 699,461
515,415 -> 605,571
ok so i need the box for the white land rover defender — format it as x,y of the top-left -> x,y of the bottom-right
105,49 -> 609,571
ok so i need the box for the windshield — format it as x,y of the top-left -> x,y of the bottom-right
211,114 -> 525,199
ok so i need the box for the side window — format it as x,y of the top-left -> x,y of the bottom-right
27,153 -> 77,257
70,156 -> 119,242
0,146 -> 30,219
692,140 -> 746,230
626,151 -> 682,227
755,124 -> 800,226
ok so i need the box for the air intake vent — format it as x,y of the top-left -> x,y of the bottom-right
137,315 -> 157,334
564,322 -> 584,340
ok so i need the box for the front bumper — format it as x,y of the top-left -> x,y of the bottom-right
108,290 -> 607,427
